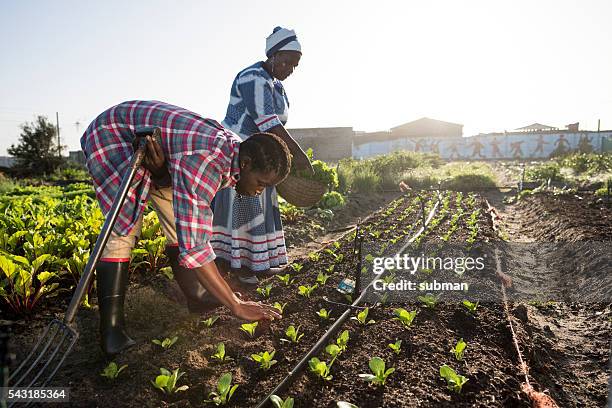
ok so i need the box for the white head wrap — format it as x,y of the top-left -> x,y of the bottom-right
265,26 -> 301,58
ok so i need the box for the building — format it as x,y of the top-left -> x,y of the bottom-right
288,127 -> 353,161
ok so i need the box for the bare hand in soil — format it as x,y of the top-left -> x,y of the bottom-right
232,300 -> 281,321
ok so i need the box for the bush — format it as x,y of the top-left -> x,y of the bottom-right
525,162 -> 564,182
351,167 -> 381,193
318,191 -> 345,210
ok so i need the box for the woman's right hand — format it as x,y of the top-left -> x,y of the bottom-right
231,299 -> 282,321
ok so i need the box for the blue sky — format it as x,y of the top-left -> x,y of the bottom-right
1,0 -> 612,155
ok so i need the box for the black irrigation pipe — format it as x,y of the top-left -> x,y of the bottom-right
255,191 -> 443,408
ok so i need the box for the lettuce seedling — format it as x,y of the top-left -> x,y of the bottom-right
388,340 -> 402,355
452,339 -> 467,361
273,302 -> 287,314
358,357 -> 395,386
351,307 -> 375,325
151,367 -> 189,394
211,342 -> 231,362
316,272 -> 330,285
100,361 -> 127,380
336,330 -> 350,352
334,253 -> 344,264
251,350 -> 278,371
325,265 -> 335,274
270,395 -> 295,408
240,322 -> 258,338
418,293 -> 438,309
152,336 -> 178,349
256,283 -> 273,298
205,372 -> 238,406
316,308 -> 331,320
308,357 -> 333,380
381,273 -> 396,285
291,263 -> 304,273
393,308 -> 417,329
462,299 -> 479,314
201,316 -> 219,328
308,252 -> 321,262
333,241 -> 341,250
439,364 -> 468,393
276,273 -> 295,286
281,325 -> 304,344
325,344 -> 342,360
298,284 -> 318,298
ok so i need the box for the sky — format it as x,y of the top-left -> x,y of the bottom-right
1,0 -> 612,156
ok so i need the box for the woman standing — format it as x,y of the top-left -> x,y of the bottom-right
212,27 -> 310,285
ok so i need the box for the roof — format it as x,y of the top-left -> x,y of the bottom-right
515,123 -> 558,131
391,117 -> 463,132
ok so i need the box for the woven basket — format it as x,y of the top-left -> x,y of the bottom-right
276,174 -> 328,207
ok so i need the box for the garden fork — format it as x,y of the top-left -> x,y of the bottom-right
6,128 -> 159,405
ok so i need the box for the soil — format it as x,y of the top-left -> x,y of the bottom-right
5,189 -> 611,407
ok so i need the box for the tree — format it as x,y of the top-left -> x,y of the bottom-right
8,116 -> 64,175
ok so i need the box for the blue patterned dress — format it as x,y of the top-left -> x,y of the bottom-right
211,62 -> 289,272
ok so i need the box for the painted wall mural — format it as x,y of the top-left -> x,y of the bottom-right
353,131 -> 612,160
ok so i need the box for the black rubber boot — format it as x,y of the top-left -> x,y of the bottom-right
165,246 -> 221,313
96,261 -> 136,355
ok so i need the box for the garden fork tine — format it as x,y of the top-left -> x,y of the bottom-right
8,128 -> 158,398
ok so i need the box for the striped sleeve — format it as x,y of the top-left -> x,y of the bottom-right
236,73 -> 282,132
173,151 -> 224,269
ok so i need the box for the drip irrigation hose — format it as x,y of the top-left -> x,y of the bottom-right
255,191 -> 442,408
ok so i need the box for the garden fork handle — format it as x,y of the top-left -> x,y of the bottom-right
63,127 -> 159,324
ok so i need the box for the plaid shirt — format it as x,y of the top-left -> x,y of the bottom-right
81,100 -> 241,269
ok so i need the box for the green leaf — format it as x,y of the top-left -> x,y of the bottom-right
369,357 -> 385,376
37,271 -> 54,284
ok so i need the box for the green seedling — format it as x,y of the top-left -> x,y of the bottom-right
291,263 -> 304,273
462,299 -> 479,314
379,292 -> 390,305
273,302 -> 287,314
316,308 -> 331,320
365,254 -> 374,263
325,344 -> 342,360
381,273 -> 396,285
211,342 -> 231,362
308,357 -> 333,380
276,273 -> 295,286
281,325 -> 304,343
418,293 -> 438,309
201,315 -> 219,328
151,367 -> 188,394
388,340 -> 402,355
240,322 -> 258,338
251,350 -> 278,371
439,364 -> 468,393
308,252 -> 321,262
100,361 -> 127,380
358,357 -> 395,386
205,372 -> 238,406
325,265 -> 335,274
393,308 -> 417,329
270,395 -> 295,408
298,284 -> 318,298
351,307 -> 375,325
333,241 -> 341,250
256,283 -> 273,298
452,339 -> 467,361
336,330 -> 350,352
152,336 -> 178,349
316,272 -> 330,285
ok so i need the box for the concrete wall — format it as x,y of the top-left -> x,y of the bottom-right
288,127 -> 353,161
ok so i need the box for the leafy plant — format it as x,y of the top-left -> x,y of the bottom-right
351,307 -> 375,325
256,283 -> 273,298
452,339 -> 467,361
336,330 -> 350,352
298,284 -> 318,298
308,252 -> 321,262
251,350 -> 278,371
151,367 -> 189,394
393,308 -> 417,329
201,315 -> 220,328
281,325 -> 304,344
211,342 -> 231,362
316,308 -> 331,320
276,273 -> 295,286
273,302 -> 287,314
100,361 -> 127,380
325,265 -> 335,274
291,263 -> 304,273
308,357 -> 333,381
325,344 -> 342,360
316,272 -> 330,285
152,336 -> 178,349
240,322 -> 258,338
388,340 -> 402,355
418,293 -> 438,309
270,395 -> 295,408
462,299 -> 479,314
439,364 -> 468,393
205,372 -> 238,406
358,357 -> 395,386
